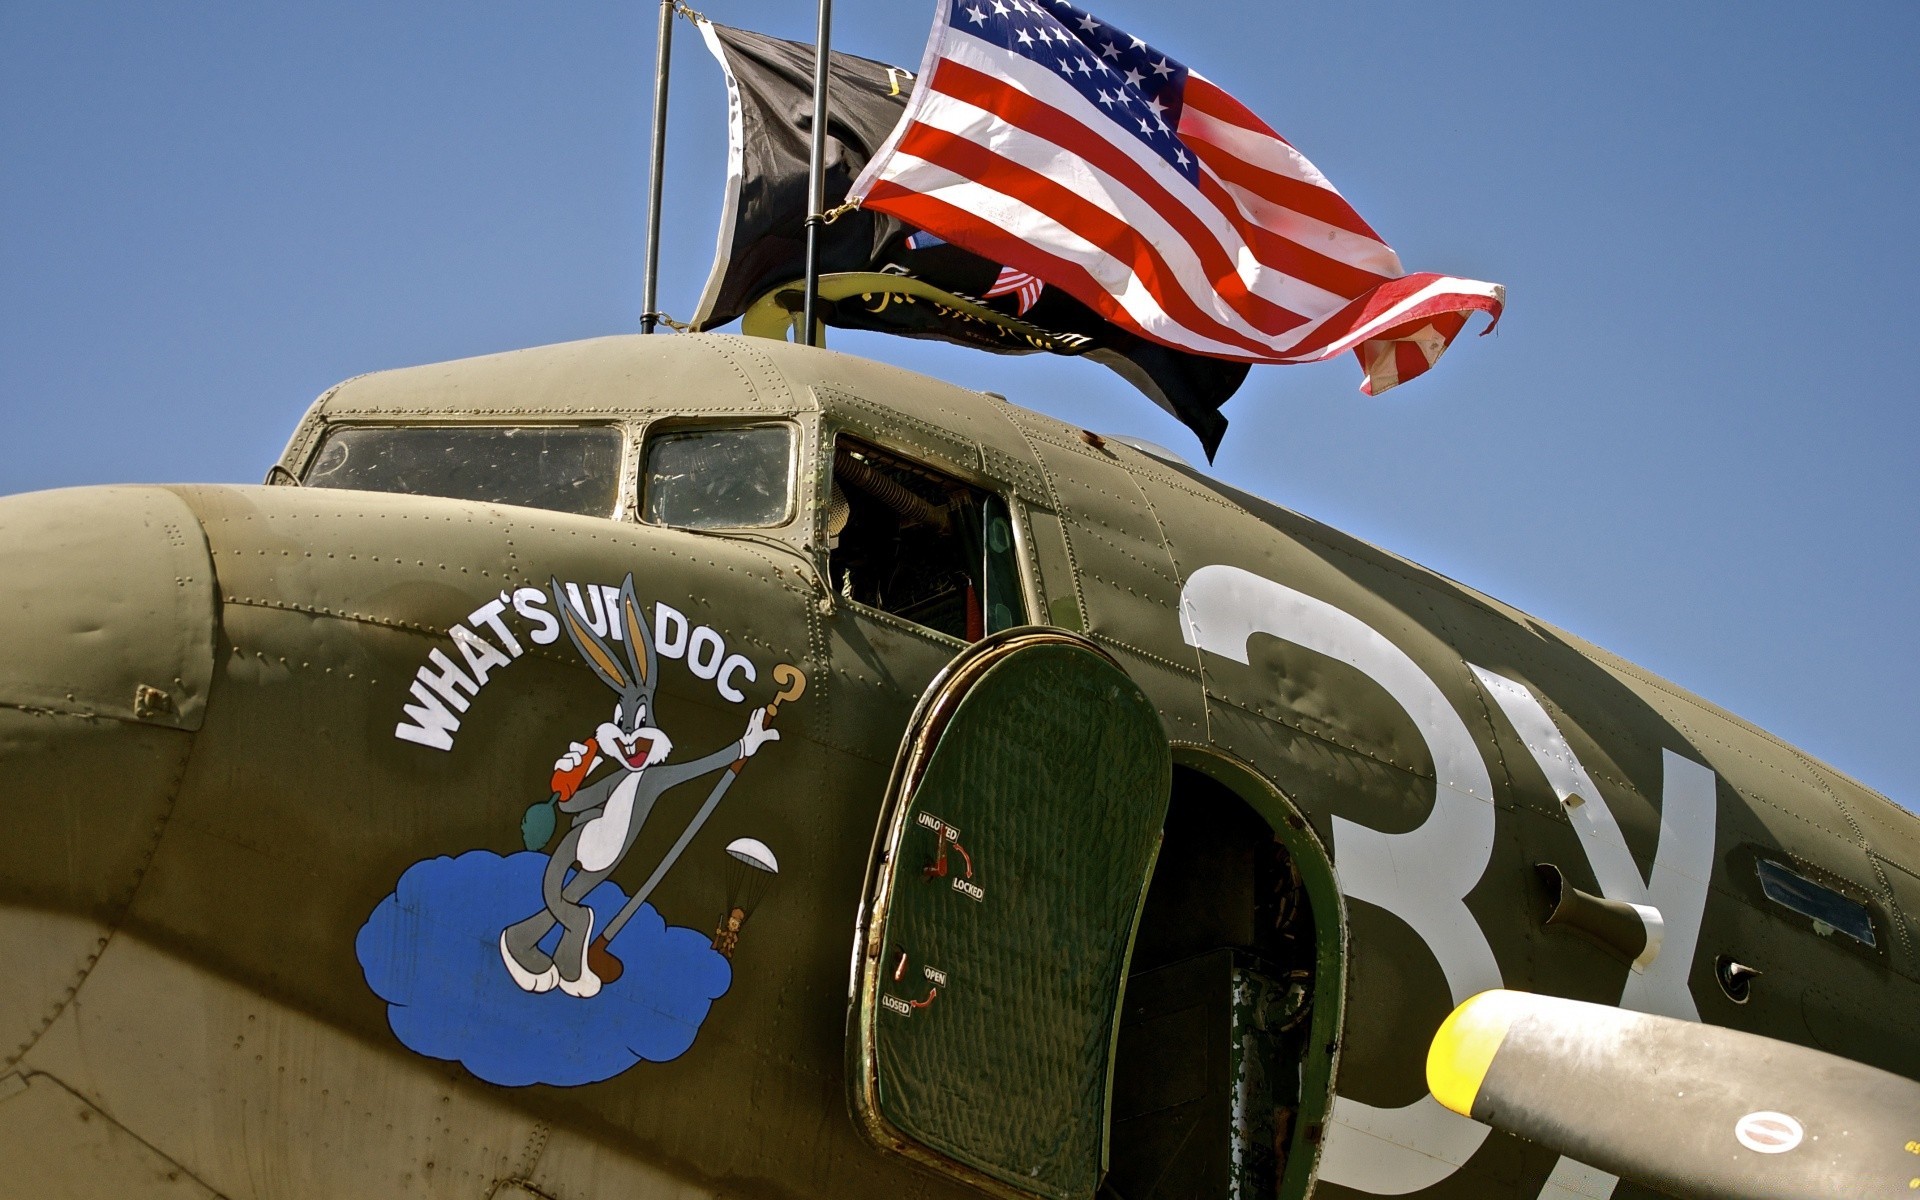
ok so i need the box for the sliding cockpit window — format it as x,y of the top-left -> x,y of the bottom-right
641,425 -> 795,531
302,424 -> 623,518
827,438 -> 1027,642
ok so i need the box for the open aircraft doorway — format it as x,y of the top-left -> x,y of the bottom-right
849,623 -> 1338,1200
1105,767 -> 1336,1200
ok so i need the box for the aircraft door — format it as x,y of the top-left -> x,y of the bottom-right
853,630 -> 1171,1200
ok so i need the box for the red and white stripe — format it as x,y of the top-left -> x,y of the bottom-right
851,15 -> 1503,394
983,265 -> 1046,314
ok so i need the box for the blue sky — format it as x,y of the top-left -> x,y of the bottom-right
3,3 -> 1915,807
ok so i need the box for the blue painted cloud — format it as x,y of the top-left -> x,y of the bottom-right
357,850 -> 731,1087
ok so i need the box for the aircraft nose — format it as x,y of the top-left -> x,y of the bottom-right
0,485 -> 216,1064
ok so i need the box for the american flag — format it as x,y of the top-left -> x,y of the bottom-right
850,0 -> 1505,395
983,265 -> 1046,314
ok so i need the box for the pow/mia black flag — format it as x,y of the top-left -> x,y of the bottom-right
690,22 -> 1246,458
688,22 -> 910,331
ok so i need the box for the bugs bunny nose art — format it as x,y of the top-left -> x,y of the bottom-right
355,572 -> 800,1087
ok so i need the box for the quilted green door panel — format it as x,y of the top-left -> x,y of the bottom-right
857,631 -> 1171,1200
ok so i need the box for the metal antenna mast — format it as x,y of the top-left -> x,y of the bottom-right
640,0 -> 675,334
800,0 -> 833,347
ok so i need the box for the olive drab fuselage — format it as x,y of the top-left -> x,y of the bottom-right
0,332 -> 1914,1200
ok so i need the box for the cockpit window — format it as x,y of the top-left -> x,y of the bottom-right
828,438 -> 1026,641
302,425 -> 622,517
641,425 -> 794,530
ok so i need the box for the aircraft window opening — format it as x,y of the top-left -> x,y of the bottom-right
827,438 -> 1025,641
301,424 -> 623,517
1105,769 -> 1318,1200
640,424 -> 794,530
1755,858 -> 1877,947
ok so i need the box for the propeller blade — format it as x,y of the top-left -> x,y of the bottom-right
1427,989 -> 1920,1200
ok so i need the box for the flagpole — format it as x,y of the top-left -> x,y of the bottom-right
640,0 -> 675,334
800,0 -> 833,347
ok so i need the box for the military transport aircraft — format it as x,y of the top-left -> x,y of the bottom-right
2,331 -> 1917,1200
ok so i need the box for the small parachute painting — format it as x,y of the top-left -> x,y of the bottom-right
713,837 -> 779,958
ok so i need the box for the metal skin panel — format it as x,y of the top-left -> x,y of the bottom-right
9,929 -> 734,1200
64,480 -> 990,1199
0,730 -> 188,1072
1,333 -> 1917,1200
1872,856 -> 1920,979
308,334 -> 784,422
821,601 -> 962,766
0,485 -> 215,731
0,486 -> 209,1076
0,1070 -> 215,1198
1018,505 -> 1081,632
1008,421 -> 1187,662
856,632 -> 1171,1200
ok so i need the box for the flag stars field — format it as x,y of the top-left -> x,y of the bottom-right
936,0 -> 1197,178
